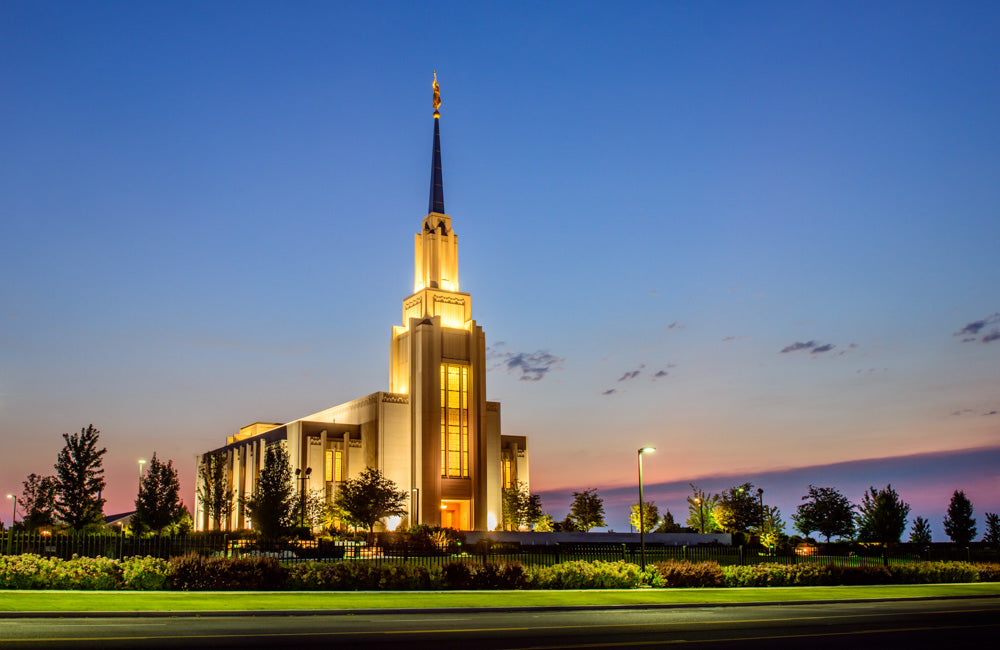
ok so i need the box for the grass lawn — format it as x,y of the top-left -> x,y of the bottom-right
2,583 -> 999,612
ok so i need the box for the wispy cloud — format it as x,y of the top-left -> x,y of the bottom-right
601,389 -> 617,396
780,340 -> 836,354
951,407 -> 999,417
653,370 -> 669,379
618,364 -> 645,382
487,346 -> 564,381
667,321 -> 684,330
954,313 -> 1000,344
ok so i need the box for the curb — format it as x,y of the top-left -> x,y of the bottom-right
1,593 -> 996,618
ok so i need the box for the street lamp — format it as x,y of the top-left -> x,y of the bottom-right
295,467 -> 312,528
694,497 -> 704,534
5,494 -> 15,554
637,446 -> 656,572
137,459 -> 147,492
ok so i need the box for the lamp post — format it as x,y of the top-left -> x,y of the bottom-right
137,459 -> 147,492
694,497 -> 704,534
5,494 -> 15,554
295,467 -> 312,528
637,446 -> 656,572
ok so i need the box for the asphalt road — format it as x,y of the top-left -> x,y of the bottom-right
1,597 -> 997,649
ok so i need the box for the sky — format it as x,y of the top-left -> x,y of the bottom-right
2,1 -> 998,538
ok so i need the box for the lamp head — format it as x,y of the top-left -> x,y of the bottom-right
638,446 -> 656,455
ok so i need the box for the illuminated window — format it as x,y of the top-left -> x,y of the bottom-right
325,449 -> 344,482
502,456 -> 512,489
440,363 -> 470,477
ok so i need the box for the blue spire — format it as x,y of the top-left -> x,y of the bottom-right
428,116 -> 445,214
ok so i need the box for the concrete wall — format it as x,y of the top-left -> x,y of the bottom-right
461,531 -> 732,546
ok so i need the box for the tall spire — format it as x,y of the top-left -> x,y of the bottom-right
428,72 -> 445,214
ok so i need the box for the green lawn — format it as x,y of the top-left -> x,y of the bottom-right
2,583 -> 998,612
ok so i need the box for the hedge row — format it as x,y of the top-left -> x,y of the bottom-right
2,555 -> 999,591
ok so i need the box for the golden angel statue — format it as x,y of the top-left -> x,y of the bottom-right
432,71 -> 441,117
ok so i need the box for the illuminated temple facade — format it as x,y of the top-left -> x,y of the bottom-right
194,79 -> 528,532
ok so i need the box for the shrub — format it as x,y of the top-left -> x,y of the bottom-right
439,561 -> 529,589
653,561 -> 724,588
168,555 -> 285,591
974,563 -> 1000,582
529,560 -> 649,589
286,562 -> 442,590
120,556 -> 171,590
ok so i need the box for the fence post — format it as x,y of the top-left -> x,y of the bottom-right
739,545 -> 744,566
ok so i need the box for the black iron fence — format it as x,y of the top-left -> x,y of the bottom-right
2,532 -> 996,567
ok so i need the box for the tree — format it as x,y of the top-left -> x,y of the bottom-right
533,513 -> 555,532
525,493 -> 544,529
629,501 -> 659,533
332,467 -> 408,534
196,451 -> 233,531
715,483 -> 763,533
793,485 -> 855,542
654,509 -> 683,533
983,512 -> 999,545
17,473 -> 58,530
757,505 -> 786,552
909,516 -> 932,545
242,441 -> 296,539
942,490 -> 976,545
856,484 -> 910,545
686,484 -> 720,533
567,488 -> 605,531
53,424 -> 107,530
132,453 -> 186,534
502,481 -> 539,531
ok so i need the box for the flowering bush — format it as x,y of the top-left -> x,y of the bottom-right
529,560 -> 660,589
286,561 -> 442,590
120,556 -> 171,590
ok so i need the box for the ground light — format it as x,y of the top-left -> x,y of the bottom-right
637,446 -> 656,571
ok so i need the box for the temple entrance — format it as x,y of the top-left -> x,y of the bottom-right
440,499 -> 470,530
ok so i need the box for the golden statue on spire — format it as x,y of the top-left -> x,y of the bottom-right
432,71 -> 441,118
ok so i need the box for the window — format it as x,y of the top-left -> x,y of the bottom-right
440,363 -> 470,477
325,449 -> 344,482
502,456 -> 512,489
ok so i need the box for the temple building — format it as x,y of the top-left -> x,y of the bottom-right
194,76 -> 528,532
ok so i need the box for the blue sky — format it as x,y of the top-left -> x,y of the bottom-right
2,1 -> 998,537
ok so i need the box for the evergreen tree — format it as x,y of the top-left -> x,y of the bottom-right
196,451 -> 233,531
855,484 -> 910,545
242,441 -> 296,539
502,483 -> 544,531
629,501 -> 659,533
525,493 -> 544,529
568,488 -> 606,531
757,505 -> 786,552
909,516 -> 932,544
983,512 -> 1000,545
654,509 -> 683,533
686,484 -> 720,533
53,424 -> 107,530
793,485 -> 855,542
532,512 -> 555,532
942,490 -> 977,545
17,473 -> 58,530
332,467 -> 408,534
133,453 -> 186,534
